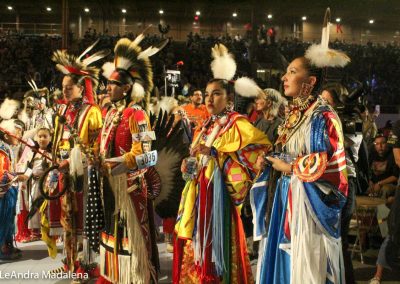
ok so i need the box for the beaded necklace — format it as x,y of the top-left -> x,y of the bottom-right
276,95 -> 318,146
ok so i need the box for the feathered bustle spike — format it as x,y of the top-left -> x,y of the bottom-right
30,79 -> 39,92
132,33 -> 145,47
82,49 -> 111,66
27,80 -> 36,92
77,39 -> 100,61
138,39 -> 169,60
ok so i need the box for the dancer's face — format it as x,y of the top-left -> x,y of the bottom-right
106,81 -> 131,102
37,129 -> 51,150
205,82 -> 229,115
62,76 -> 83,102
281,58 -> 316,98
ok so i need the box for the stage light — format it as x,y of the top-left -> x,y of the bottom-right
122,8 -> 127,14
46,7 -> 52,12
196,11 -> 201,16
302,16 -> 307,21
7,6 -> 13,10
369,19 -> 374,24
336,18 -> 341,23
194,15 -> 199,21
159,9 -> 164,15
233,12 -> 237,17
267,14 -> 272,19
84,8 -> 90,13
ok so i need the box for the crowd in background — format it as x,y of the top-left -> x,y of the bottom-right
2,30 -> 400,114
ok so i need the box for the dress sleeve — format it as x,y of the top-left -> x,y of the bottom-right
80,105 -> 103,155
292,110 -> 348,196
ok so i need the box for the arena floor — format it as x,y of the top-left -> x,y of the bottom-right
0,240 -> 399,283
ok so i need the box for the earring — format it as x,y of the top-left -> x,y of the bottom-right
226,101 -> 234,112
299,82 -> 314,97
123,92 -> 127,97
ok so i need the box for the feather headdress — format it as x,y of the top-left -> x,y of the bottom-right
52,39 -> 110,104
102,34 -> 168,102
305,8 -> 350,68
210,44 -> 261,99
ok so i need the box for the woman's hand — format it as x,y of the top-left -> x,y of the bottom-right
190,144 -> 211,157
181,158 -> 187,173
17,174 -> 29,182
266,156 -> 292,173
255,155 -> 267,170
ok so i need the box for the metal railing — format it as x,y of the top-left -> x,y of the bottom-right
0,22 -> 62,35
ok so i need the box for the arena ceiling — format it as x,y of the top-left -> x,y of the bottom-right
1,0 -> 400,28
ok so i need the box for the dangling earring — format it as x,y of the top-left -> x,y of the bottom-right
226,101 -> 234,112
299,82 -> 314,97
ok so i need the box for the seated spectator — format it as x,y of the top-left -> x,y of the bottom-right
368,134 -> 399,199
369,122 -> 400,284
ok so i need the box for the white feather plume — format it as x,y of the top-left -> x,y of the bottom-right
234,77 -> 261,98
0,98 -> 21,120
158,96 -> 178,114
102,62 -> 115,80
131,82 -> 145,100
305,44 -> 350,68
210,44 -> 236,80
305,8 -> 350,68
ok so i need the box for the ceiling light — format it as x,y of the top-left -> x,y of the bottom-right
233,12 -> 237,17
267,14 -> 272,19
336,18 -> 341,23
7,6 -> 13,10
195,11 -> 201,16
159,9 -> 164,15
302,16 -> 307,21
369,19 -> 374,24
84,8 -> 89,13
122,8 -> 127,14
46,7 -> 52,12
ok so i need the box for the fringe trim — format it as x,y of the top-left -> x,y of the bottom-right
109,174 -> 153,284
49,227 -> 64,236
118,254 -> 131,284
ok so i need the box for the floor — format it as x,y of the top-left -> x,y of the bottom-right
0,240 -> 399,283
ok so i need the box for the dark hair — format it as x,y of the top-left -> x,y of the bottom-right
206,78 -> 234,99
65,74 -> 85,86
297,57 -> 323,96
323,83 -> 347,107
189,87 -> 202,96
374,133 -> 387,141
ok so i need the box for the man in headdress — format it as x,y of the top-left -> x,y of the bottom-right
98,36 -> 166,284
